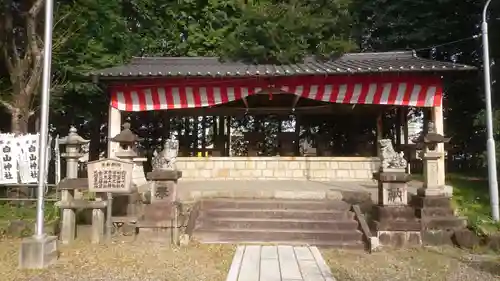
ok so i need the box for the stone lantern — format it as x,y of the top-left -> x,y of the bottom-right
58,126 -> 89,244
111,122 -> 140,160
59,126 -> 90,196
416,121 -> 452,197
111,122 -> 147,188
110,122 -> 147,218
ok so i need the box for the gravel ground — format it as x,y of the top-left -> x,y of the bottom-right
322,246 -> 500,281
0,238 -> 235,281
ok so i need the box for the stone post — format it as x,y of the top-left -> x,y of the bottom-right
58,127 -> 90,244
373,139 -> 421,247
143,138 -> 182,245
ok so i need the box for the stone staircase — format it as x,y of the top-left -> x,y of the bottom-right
191,198 -> 364,248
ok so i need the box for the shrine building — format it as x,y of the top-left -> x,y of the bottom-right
89,51 -> 474,185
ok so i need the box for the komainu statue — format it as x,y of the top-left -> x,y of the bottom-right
152,138 -> 179,170
379,139 -> 407,170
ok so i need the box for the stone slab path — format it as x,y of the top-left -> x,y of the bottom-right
226,245 -> 337,281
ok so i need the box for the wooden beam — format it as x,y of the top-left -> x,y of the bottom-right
163,105 -> 370,116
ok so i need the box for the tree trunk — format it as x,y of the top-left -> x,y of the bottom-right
10,108 -> 30,134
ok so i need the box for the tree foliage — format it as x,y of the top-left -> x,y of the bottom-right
0,0 -> 496,170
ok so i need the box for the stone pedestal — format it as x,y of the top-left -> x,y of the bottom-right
373,169 -> 422,247
411,195 -> 466,245
19,235 -> 58,269
412,150 -> 465,245
141,169 -> 183,245
418,151 -> 452,197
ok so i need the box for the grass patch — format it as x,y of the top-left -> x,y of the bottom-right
446,174 -> 500,235
322,247 -> 500,281
0,203 -> 60,237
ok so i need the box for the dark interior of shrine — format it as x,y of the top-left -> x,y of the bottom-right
124,93 -> 406,158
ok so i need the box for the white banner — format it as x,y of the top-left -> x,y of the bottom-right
0,133 -> 57,185
0,134 -> 19,184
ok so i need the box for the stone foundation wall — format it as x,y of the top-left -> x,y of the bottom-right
175,157 -> 380,181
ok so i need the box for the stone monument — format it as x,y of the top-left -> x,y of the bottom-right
372,139 -> 421,247
143,137 -> 183,245
58,127 -> 90,244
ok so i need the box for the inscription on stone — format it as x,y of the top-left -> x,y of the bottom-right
380,181 -> 408,206
387,187 -> 404,204
87,158 -> 133,193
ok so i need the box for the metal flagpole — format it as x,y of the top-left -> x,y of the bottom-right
35,0 -> 55,237
482,0 -> 500,222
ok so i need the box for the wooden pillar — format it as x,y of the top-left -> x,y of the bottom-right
402,108 -> 409,145
376,113 -> 383,156
402,107 -> 410,173
163,112 -> 170,139
107,106 -> 121,158
295,115 -> 300,155
201,116 -> 206,155
194,116 -> 199,155
226,116 -> 232,156
431,104 -> 445,186
396,108 -> 402,147
218,116 -> 225,156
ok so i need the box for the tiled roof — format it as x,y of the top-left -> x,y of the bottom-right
90,51 -> 475,79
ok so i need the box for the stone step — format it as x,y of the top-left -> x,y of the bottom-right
193,228 -> 363,245
197,217 -> 359,231
199,198 -> 351,211
137,220 -> 183,228
416,207 -> 454,218
199,208 -> 354,221
373,219 -> 421,231
422,216 -> 467,230
198,239 -> 365,249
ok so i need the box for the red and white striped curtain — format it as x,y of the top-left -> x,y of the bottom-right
109,75 -> 443,112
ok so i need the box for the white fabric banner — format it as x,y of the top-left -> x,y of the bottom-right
0,134 -> 19,184
18,134 -> 40,184
0,133 -> 57,185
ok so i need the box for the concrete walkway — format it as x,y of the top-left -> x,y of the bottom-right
226,245 -> 337,281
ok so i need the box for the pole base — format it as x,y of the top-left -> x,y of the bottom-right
19,235 -> 58,269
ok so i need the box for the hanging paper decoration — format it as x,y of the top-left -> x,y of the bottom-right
0,134 -> 19,184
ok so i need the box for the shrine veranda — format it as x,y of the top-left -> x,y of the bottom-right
91,51 -> 474,185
